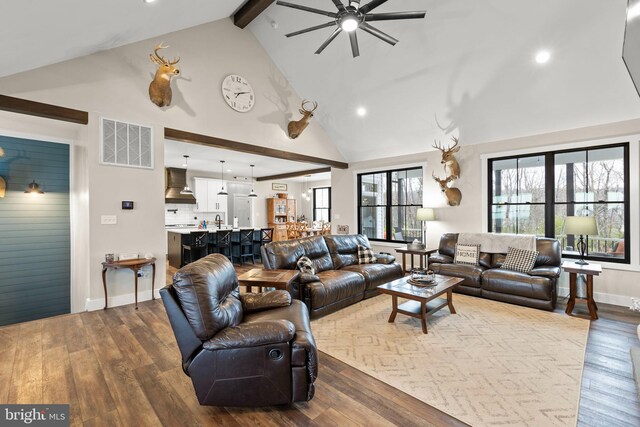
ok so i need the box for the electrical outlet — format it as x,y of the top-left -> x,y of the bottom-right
631,297 -> 640,312
101,215 -> 117,225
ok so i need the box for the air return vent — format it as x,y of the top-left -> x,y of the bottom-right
101,118 -> 153,169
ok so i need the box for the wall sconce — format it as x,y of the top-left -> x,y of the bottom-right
24,180 -> 44,195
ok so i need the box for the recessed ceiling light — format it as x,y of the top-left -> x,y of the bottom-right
143,0 -> 156,3
356,107 -> 367,117
535,50 -> 551,64
227,169 -> 232,173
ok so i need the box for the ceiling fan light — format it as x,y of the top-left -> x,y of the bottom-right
341,17 -> 359,32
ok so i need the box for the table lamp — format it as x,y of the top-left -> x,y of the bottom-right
563,216 -> 598,265
416,208 -> 436,248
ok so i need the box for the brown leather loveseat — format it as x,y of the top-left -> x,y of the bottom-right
160,254 -> 317,406
429,233 -> 561,311
261,234 -> 404,318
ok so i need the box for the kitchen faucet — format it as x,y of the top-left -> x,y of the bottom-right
215,214 -> 222,229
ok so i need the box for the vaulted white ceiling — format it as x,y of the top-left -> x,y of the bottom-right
2,0 -> 640,164
0,0 -> 245,78
248,0 -> 640,161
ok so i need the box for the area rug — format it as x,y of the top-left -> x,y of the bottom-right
312,294 -> 590,427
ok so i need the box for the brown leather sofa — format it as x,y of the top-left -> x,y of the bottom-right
160,254 -> 317,406
429,233 -> 561,310
261,234 -> 404,318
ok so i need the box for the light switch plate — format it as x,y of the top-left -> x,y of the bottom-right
101,215 -> 117,225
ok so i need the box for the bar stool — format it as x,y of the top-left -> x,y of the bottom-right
182,231 -> 209,267
233,228 -> 255,265
212,229 -> 232,261
253,227 -> 273,261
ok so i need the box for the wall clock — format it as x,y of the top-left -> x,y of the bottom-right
221,74 -> 255,112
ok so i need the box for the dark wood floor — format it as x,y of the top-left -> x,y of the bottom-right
0,262 -> 637,426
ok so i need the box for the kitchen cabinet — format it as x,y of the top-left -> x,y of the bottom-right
194,177 -> 228,213
267,198 -> 296,241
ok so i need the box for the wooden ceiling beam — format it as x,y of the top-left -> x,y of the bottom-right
0,94 -> 88,125
165,127 -> 349,169
234,0 -> 275,29
256,167 -> 331,182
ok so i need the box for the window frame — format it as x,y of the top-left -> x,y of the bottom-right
312,187 -> 331,222
487,142 -> 630,264
357,166 -> 423,243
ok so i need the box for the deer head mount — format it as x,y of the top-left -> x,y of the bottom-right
433,136 -> 461,179
287,100 -> 318,139
148,43 -> 180,108
432,172 -> 462,207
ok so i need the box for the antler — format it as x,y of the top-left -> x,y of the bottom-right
432,137 -> 460,153
150,43 -> 179,65
432,171 -> 441,182
301,100 -> 318,112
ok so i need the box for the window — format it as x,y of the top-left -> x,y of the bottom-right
358,167 -> 423,243
488,143 -> 629,263
313,187 -> 331,222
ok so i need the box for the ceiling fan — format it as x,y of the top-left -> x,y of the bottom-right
276,0 -> 426,58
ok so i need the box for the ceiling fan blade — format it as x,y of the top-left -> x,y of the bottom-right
331,0 -> 346,12
349,31 -> 360,58
285,21 -> 337,37
276,1 -> 337,18
359,22 -> 398,46
315,26 -> 343,54
365,11 -> 427,21
360,0 -> 389,14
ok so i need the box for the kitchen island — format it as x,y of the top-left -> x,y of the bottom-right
167,228 -> 261,268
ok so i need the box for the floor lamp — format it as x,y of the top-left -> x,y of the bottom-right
563,216 -> 598,265
416,208 -> 435,248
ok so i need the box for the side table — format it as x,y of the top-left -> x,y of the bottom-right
394,246 -> 438,273
101,257 -> 157,309
562,261 -> 602,320
237,268 -> 299,293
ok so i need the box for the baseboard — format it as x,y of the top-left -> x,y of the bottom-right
85,289 -> 162,311
558,286 -> 632,308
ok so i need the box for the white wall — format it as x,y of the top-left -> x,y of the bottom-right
0,18 -> 344,311
332,118 -> 640,306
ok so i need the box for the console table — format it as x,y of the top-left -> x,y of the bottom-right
562,261 -> 602,320
395,246 -> 438,273
101,258 -> 156,309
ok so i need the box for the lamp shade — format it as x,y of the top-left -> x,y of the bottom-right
416,208 -> 435,221
563,216 -> 598,236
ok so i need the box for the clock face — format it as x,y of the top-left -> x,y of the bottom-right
221,74 -> 255,112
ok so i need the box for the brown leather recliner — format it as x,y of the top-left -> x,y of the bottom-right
429,233 -> 561,311
160,254 -> 318,407
261,234 -> 403,318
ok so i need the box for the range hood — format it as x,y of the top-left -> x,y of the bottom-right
165,167 -> 196,204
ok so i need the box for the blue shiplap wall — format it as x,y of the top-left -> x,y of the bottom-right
0,135 -> 70,326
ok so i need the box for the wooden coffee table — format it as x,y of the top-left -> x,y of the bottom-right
237,268 -> 299,293
378,275 -> 464,334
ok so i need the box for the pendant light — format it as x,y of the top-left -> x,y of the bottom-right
25,180 -> 44,195
217,160 -> 228,196
248,165 -> 258,198
180,155 -> 193,195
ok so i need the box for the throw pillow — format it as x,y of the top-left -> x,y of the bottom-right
501,247 -> 539,273
296,256 -> 315,275
357,244 -> 377,264
454,243 -> 480,265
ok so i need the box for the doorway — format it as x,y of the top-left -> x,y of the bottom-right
234,194 -> 252,227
